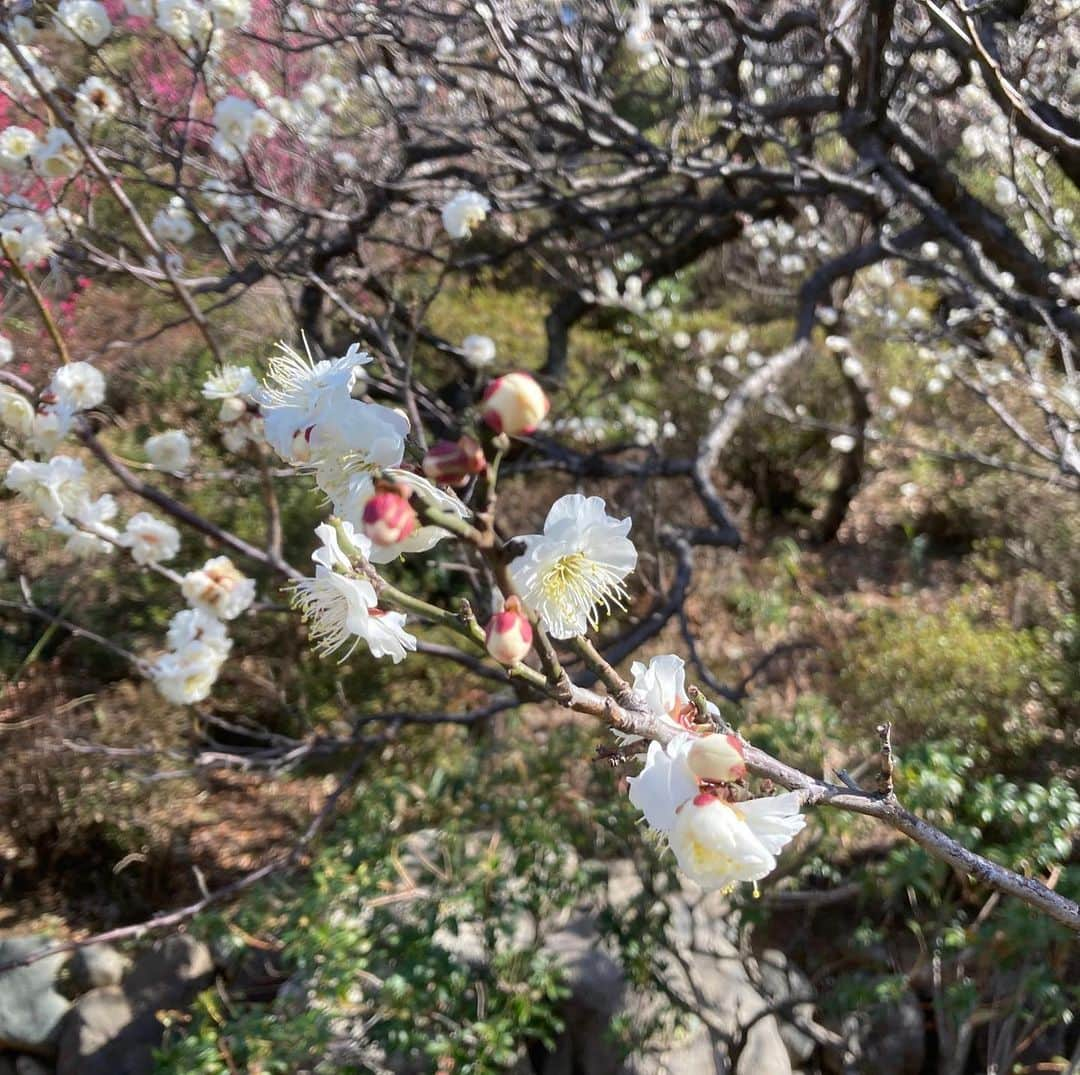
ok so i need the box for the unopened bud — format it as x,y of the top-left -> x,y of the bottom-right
688,734 -> 747,784
484,597 -> 534,665
422,436 -> 486,487
362,490 -> 417,546
219,396 -> 247,423
481,372 -> 550,436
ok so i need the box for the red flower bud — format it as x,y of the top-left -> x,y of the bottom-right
362,490 -> 417,546
484,597 -> 534,665
422,436 -> 486,487
481,372 -> 550,436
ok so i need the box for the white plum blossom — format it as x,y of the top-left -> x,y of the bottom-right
0,127 -> 39,172
54,0 -> 112,45
461,334 -> 496,368
888,386 -> 913,409
624,2 -> 658,67
207,0 -> 250,29
0,336 -> 12,366
212,96 -> 262,161
151,198 -> 195,245
257,341 -> 408,466
27,403 -> 77,456
145,429 -> 193,473
166,607 -> 231,652
181,556 -> 256,620
203,363 -> 257,407
32,128 -> 81,179
289,521 -> 416,663
121,512 -> 181,564
156,0 -> 211,44
830,433 -> 856,453
669,791 -> 805,892
627,737 -> 699,835
75,77 -> 121,127
627,733 -> 804,891
151,609 -> 232,704
630,654 -> 718,734
4,456 -> 90,521
0,387 -> 34,437
509,493 -> 637,639
53,494 -> 119,558
442,191 -> 491,239
50,362 -> 106,412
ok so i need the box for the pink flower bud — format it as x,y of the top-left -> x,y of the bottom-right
362,490 -> 417,546
485,597 -> 534,665
688,734 -> 747,784
481,372 -> 550,436
422,436 -> 486,487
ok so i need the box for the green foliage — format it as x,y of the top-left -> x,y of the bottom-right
835,597 -> 1064,763
155,726 -> 673,1074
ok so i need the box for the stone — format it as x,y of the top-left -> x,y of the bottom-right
68,944 -> 130,993
536,917 -> 626,1075
0,937 -> 71,1056
822,985 -> 925,1075
756,949 -> 819,1064
56,934 -> 214,1075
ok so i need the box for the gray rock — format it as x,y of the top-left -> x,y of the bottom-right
756,949 -> 819,1064
56,934 -> 213,1075
68,944 -> 130,993
822,985 -> 925,1075
537,917 -> 626,1075
0,937 -> 71,1056
122,934 -> 213,1002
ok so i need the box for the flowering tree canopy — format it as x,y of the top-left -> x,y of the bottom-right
1,0 -> 1078,1036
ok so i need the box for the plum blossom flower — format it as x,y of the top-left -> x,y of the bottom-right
461,334 -> 496,368
0,127 -> 38,172
151,609 -> 233,705
75,76 -> 121,127
4,456 -> 90,521
121,512 -> 181,564
442,191 -> 491,239
211,96 -> 259,160
53,494 -> 119,558
181,556 -> 256,620
669,791 -> 805,891
627,734 -> 804,891
257,340 -> 408,466
630,654 -> 715,734
0,336 -> 11,366
151,198 -> 195,245
27,404 -> 76,456
207,0 -> 250,29
156,0 -> 211,45
509,493 -> 636,639
627,737 -> 699,835
0,387 -> 34,437
202,363 -> 257,422
54,0 -> 112,45
32,128 -> 81,179
50,361 -> 106,412
145,429 -> 192,473
289,521 -> 416,663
